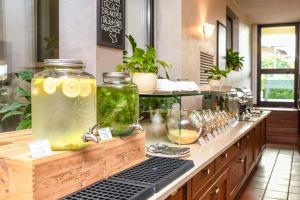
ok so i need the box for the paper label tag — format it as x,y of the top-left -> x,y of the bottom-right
218,128 -> 223,134
225,124 -> 229,130
198,137 -> 205,145
28,139 -> 52,158
98,127 -> 112,141
207,133 -> 214,141
213,130 -> 218,137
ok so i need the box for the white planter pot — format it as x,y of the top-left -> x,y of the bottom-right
132,73 -> 157,93
209,79 -> 221,86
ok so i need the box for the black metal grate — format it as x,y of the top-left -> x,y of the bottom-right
62,179 -> 154,200
111,157 -> 194,192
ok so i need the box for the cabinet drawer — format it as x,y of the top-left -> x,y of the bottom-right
215,145 -> 237,172
193,169 -> 228,200
192,162 -> 215,196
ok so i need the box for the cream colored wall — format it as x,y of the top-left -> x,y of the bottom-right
251,25 -> 258,104
181,0 -> 226,83
181,0 -> 227,109
155,0 -> 252,109
155,0 -> 182,79
222,0 -> 252,90
60,0 -> 122,83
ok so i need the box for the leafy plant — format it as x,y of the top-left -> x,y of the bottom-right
205,65 -> 231,80
0,71 -> 32,130
116,35 -> 172,79
44,35 -> 58,51
226,48 -> 244,71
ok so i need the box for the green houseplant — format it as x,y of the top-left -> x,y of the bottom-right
226,48 -> 244,71
116,35 -> 172,93
0,71 -> 32,130
205,66 -> 231,86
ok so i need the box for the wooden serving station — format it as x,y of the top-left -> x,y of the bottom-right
0,130 -> 146,200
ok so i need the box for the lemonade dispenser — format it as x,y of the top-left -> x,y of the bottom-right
31,59 -> 96,150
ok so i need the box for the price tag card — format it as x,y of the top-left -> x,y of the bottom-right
98,127 -> 113,141
28,139 -> 52,158
225,124 -> 229,131
212,130 -> 218,137
198,137 -> 205,145
207,133 -> 214,141
219,127 -> 224,134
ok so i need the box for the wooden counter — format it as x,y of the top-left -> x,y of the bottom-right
0,112 -> 270,200
147,111 -> 270,200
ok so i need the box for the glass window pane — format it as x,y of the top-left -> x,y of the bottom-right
0,1 -> 58,133
260,74 -> 294,102
226,16 -> 232,49
261,26 -> 296,69
125,0 -> 148,52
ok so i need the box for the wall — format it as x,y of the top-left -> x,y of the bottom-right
155,0 -> 182,79
251,25 -> 258,104
221,0 -> 252,89
60,0 -> 122,82
181,0 -> 226,83
155,0 -> 252,109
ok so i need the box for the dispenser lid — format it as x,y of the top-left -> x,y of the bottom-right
44,59 -> 86,67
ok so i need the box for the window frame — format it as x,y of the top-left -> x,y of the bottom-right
257,22 -> 299,107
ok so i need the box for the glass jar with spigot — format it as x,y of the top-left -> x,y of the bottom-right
32,59 -> 97,150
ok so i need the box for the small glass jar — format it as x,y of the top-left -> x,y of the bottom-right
166,105 -> 201,144
31,59 -> 96,150
97,72 -> 139,136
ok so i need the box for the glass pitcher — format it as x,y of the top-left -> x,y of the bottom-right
166,104 -> 202,145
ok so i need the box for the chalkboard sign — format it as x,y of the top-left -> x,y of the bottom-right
97,0 -> 125,49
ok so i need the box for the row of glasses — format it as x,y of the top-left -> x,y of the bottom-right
192,109 -> 236,137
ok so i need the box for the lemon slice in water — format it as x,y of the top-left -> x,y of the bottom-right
79,79 -> 92,97
62,78 -> 80,98
43,77 -> 57,94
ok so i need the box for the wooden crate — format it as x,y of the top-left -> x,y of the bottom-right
0,130 -> 146,200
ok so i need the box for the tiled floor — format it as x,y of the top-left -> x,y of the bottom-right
239,148 -> 300,200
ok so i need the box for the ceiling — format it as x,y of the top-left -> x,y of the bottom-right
236,0 -> 300,24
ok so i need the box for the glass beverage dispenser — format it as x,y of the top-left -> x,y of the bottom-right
31,59 -> 97,150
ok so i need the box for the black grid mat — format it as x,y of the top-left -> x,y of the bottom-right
110,157 -> 194,192
62,179 -> 154,200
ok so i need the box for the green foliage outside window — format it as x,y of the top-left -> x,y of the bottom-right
262,57 -> 293,69
262,88 -> 293,100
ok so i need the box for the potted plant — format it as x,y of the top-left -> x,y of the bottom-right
0,71 -> 32,130
226,48 -> 244,71
205,66 -> 230,86
116,35 -> 172,93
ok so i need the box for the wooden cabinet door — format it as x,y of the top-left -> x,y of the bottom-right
242,130 -> 255,173
193,169 -> 228,200
254,124 -> 261,161
228,152 -> 247,200
261,119 -> 266,149
165,186 -> 185,200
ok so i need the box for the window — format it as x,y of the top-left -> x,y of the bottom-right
226,15 -> 233,49
0,0 -> 59,132
257,23 -> 299,107
125,0 -> 154,52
